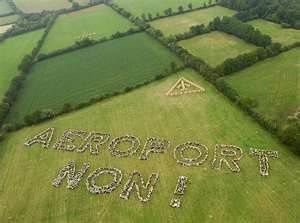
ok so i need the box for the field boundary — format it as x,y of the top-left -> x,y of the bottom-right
0,66 -> 185,136
37,28 -> 142,62
107,2 -> 300,153
0,1 -> 105,41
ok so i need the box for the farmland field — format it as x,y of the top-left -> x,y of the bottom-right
224,47 -> 300,126
0,23 -> 12,33
40,5 -> 136,53
0,0 -> 12,15
178,31 -> 257,67
14,0 -> 71,13
0,14 -> 19,25
248,19 -> 300,46
113,0 -> 214,17
7,33 -> 183,124
150,6 -> 236,36
0,69 -> 299,223
0,29 -> 44,100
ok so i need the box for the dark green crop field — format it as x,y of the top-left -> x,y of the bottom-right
7,33 -> 183,124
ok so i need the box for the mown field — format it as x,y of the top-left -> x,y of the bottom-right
0,69 -> 299,223
113,0 -> 214,17
40,5 -> 136,53
7,33 -> 183,124
0,0 -> 12,15
248,19 -> 300,46
225,47 -> 300,126
178,31 -> 257,67
151,6 -> 235,36
0,29 -> 44,100
0,14 -> 19,25
75,0 -> 90,6
14,0 -> 71,13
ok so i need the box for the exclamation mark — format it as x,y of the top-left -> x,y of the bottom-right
170,176 -> 189,208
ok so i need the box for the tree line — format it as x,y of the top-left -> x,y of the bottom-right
37,27 -> 142,62
0,0 -> 105,42
219,0 -> 300,29
139,2 -> 216,22
0,14 -> 57,138
143,21 -> 300,154
208,16 -> 272,47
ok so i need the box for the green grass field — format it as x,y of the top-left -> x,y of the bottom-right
40,5 -> 136,53
0,0 -> 12,15
151,6 -> 235,36
0,29 -> 44,100
0,69 -> 299,223
113,0 -> 214,17
248,19 -> 300,46
224,47 -> 300,126
0,14 -> 19,25
178,31 -> 257,67
7,33 -> 183,124
14,0 -> 71,13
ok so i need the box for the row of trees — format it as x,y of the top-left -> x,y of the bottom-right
219,0 -> 300,29
0,14 -> 58,139
139,2 -> 216,22
6,0 -> 22,14
216,42 -> 284,75
209,16 -> 272,47
215,78 -> 300,154
11,62 -> 185,128
37,27 -> 141,62
143,22 -> 300,154
0,1 -> 185,133
0,12 -> 53,42
0,0 -> 106,42
162,16 -> 272,46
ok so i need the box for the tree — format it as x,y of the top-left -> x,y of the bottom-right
178,6 -> 184,13
18,54 -> 33,73
170,62 -> 177,72
72,2 -> 80,9
164,8 -> 173,16
279,122 -> 300,153
147,13 -> 153,20
62,103 -> 73,113
24,109 -> 55,125
141,13 -> 147,21
188,3 -> 193,10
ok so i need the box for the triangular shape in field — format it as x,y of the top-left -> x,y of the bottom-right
166,77 -> 205,96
